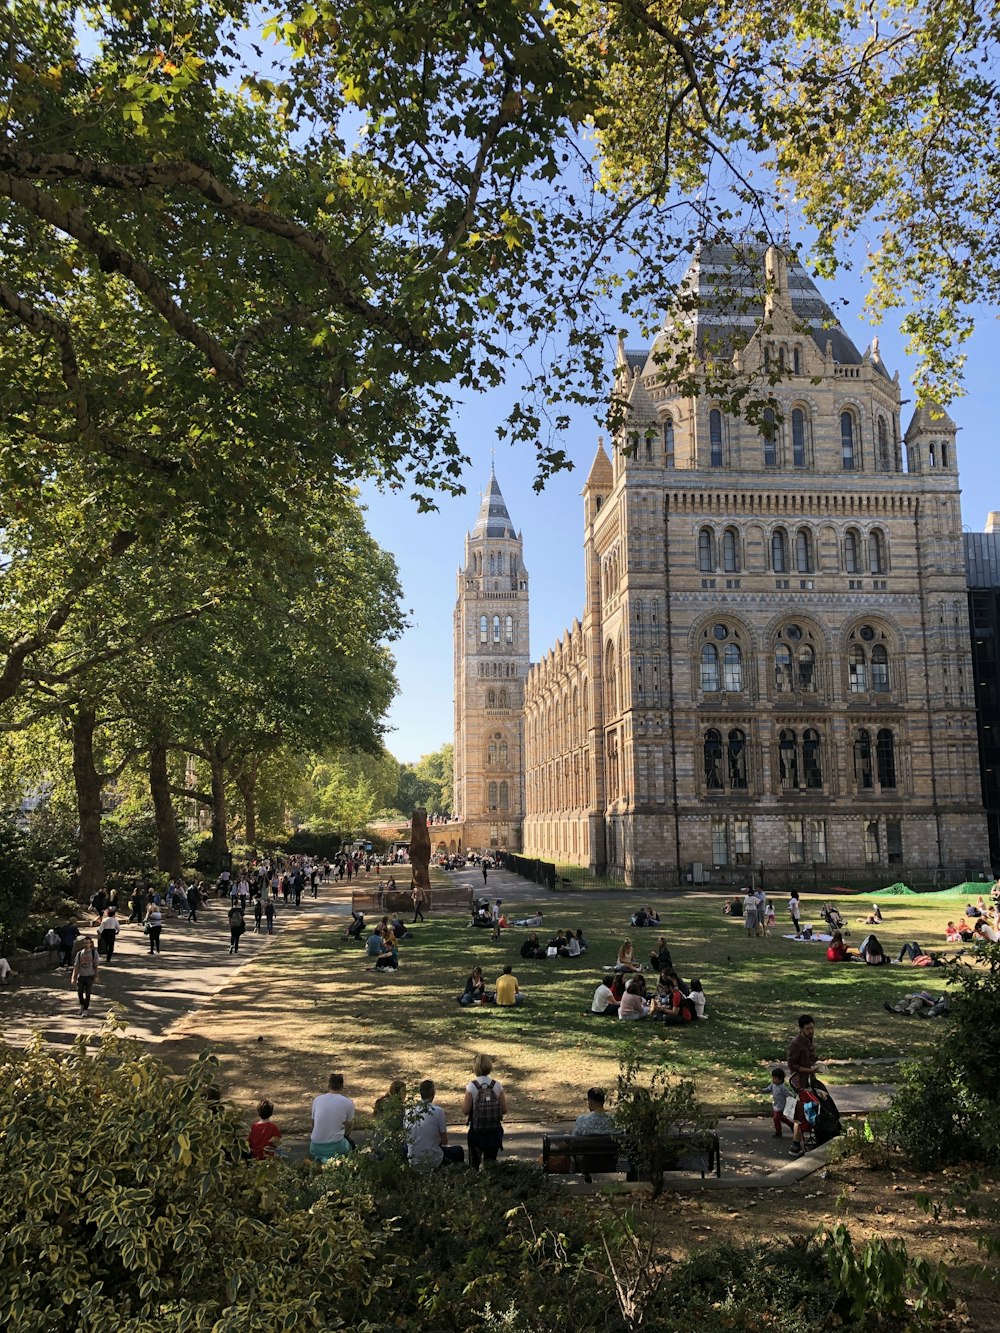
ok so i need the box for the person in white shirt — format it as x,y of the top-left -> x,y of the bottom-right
591,975 -> 619,1015
404,1080 -> 464,1168
566,933 -> 582,958
310,1073 -> 355,1161
98,907 -> 120,962
687,978 -> 707,1019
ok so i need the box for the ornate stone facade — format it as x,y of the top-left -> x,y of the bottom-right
452,470 -> 530,852
520,245 -> 990,886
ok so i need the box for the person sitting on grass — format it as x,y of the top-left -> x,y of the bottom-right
390,913 -> 411,940
460,966 -> 487,1006
618,979 -> 649,1020
649,936 -> 673,973
609,972 -> 628,1004
616,939 -> 640,972
248,1099 -> 284,1160
974,918 -> 1000,944
687,978 -> 707,1020
945,920 -> 968,943
495,964 -> 523,1006
520,932 -> 545,960
547,929 -> 571,958
654,974 -> 694,1026
574,928 -> 588,953
858,932 -> 888,965
364,927 -> 384,962
370,926 -> 398,971
860,904 -> 883,925
566,929 -> 583,958
345,910 -> 366,941
591,974 -> 619,1015
826,930 -> 850,962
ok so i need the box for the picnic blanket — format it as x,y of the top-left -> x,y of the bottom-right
781,932 -> 833,943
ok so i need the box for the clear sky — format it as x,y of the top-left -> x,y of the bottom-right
361,258 -> 1000,767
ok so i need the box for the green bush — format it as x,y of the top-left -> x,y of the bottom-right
614,1046 -> 715,1198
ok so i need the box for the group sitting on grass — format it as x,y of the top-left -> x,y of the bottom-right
590,970 -> 706,1023
457,963 -> 523,1006
364,917 -> 409,971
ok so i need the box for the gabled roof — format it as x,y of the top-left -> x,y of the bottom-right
583,439 -> 613,491
471,467 -> 517,538
904,401 -> 957,439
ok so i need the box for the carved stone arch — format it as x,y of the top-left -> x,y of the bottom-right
839,614 -> 906,655
687,610 -> 759,657
760,610 -> 836,656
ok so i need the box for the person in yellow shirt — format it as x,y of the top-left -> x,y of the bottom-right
494,964 -> 523,1006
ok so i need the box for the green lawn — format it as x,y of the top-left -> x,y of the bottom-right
175,890 -> 965,1129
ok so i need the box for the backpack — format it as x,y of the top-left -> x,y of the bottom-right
677,994 -> 697,1023
471,1079 -> 502,1132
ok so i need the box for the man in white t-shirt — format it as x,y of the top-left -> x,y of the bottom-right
404,1080 -> 464,1168
591,975 -> 619,1015
310,1073 -> 355,1161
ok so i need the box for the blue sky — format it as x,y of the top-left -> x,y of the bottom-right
362,259 -> 1000,767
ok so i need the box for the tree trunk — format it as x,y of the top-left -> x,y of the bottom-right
72,706 -> 105,902
149,743 -> 183,879
206,739 -> 229,871
234,758 -> 261,849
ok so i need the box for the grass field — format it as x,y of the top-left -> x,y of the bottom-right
163,888 -> 970,1134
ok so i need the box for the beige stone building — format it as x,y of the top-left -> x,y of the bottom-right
452,471 -> 530,852
517,244 -> 990,886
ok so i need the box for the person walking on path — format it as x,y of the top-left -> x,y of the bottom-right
187,882 -> 202,923
72,936 -> 99,1015
228,904 -> 246,954
264,898 -> 276,935
462,1053 -> 506,1169
411,884 -> 426,923
787,1013 -> 822,1157
128,887 -> 147,925
57,920 -> 79,968
98,907 -> 120,962
742,887 -> 759,938
144,902 -> 163,955
482,862 -> 488,887
253,896 -> 263,933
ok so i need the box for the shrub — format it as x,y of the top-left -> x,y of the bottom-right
614,1046 -> 715,1198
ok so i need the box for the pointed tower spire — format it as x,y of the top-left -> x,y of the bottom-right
472,469 -> 517,538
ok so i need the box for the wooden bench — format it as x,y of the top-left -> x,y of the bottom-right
542,1130 -> 722,1183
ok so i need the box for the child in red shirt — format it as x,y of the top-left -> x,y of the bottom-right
248,1099 -> 283,1159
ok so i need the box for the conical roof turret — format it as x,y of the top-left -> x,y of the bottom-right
472,466 -> 517,538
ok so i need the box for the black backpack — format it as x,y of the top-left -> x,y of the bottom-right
471,1079 -> 502,1132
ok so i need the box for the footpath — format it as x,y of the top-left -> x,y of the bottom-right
0,866 -> 892,1186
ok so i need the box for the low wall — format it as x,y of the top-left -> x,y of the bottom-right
10,948 -> 60,976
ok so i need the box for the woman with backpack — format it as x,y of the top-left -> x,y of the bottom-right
461,1053 -> 507,1169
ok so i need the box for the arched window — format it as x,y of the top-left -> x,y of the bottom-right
499,739 -> 508,764
498,688 -> 508,708
722,527 -> 741,573
664,415 -> 675,465
940,441 -> 949,468
504,614 -> 514,644
844,529 -> 860,574
872,644 -> 890,692
792,408 -> 806,467
488,781 -> 498,810
479,615 -> 488,643
876,729 -> 896,789
779,729 -> 798,790
803,728 -> 822,789
709,409 -> 723,466
487,688 -> 496,707
487,740 -> 497,766
870,530 -> 887,574
840,410 -> 857,470
704,729 -> 724,789
774,644 -> 793,692
723,642 -> 743,692
854,729 -> 873,789
644,430 -> 654,461
698,528 -> 715,572
510,554 -> 518,577
928,441 -> 936,468
499,781 -> 510,812
797,644 -> 816,692
793,347 -> 801,374
762,407 -> 777,467
877,418 -> 891,472
700,643 -> 720,692
772,527 -> 788,573
848,645 -> 867,693
795,528 -> 813,573
492,615 -> 501,643
728,728 -> 747,789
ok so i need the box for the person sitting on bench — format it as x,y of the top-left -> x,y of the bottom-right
573,1087 -> 616,1136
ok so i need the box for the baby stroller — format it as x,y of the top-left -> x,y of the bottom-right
801,1077 -> 843,1147
820,902 -> 849,936
470,897 -> 493,928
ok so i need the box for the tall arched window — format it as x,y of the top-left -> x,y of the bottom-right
722,527 -> 741,573
793,347 -> 801,374
762,407 -> 777,467
479,615 -> 488,643
872,644 -> 890,692
876,730 -> 896,788
797,644 -> 816,692
940,441 -> 950,468
698,528 -> 715,572
488,781 -> 498,810
499,781 -> 510,811
854,729 -> 873,788
792,408 -> 806,467
709,409 -> 723,466
701,643 -> 720,692
848,644 -> 867,693
775,644 -> 793,692
772,527 -> 788,573
844,529 -> 860,574
504,614 -> 514,644
723,643 -> 743,692
499,739 -> 508,765
877,417 -> 891,472
728,728 -> 747,789
779,729 -> 798,790
489,553 -> 495,575
840,411 -> 857,470
704,729 -> 724,789
664,415 -> 675,466
487,740 -> 497,766
870,530 -> 887,574
803,729 -> 822,789
795,528 -> 813,573
492,615 -> 501,643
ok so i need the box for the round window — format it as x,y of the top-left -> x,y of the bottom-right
713,624 -> 729,640
785,624 -> 803,641
859,625 -> 875,641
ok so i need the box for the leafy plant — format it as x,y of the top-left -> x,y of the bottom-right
821,1224 -> 951,1331
614,1046 -> 715,1198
